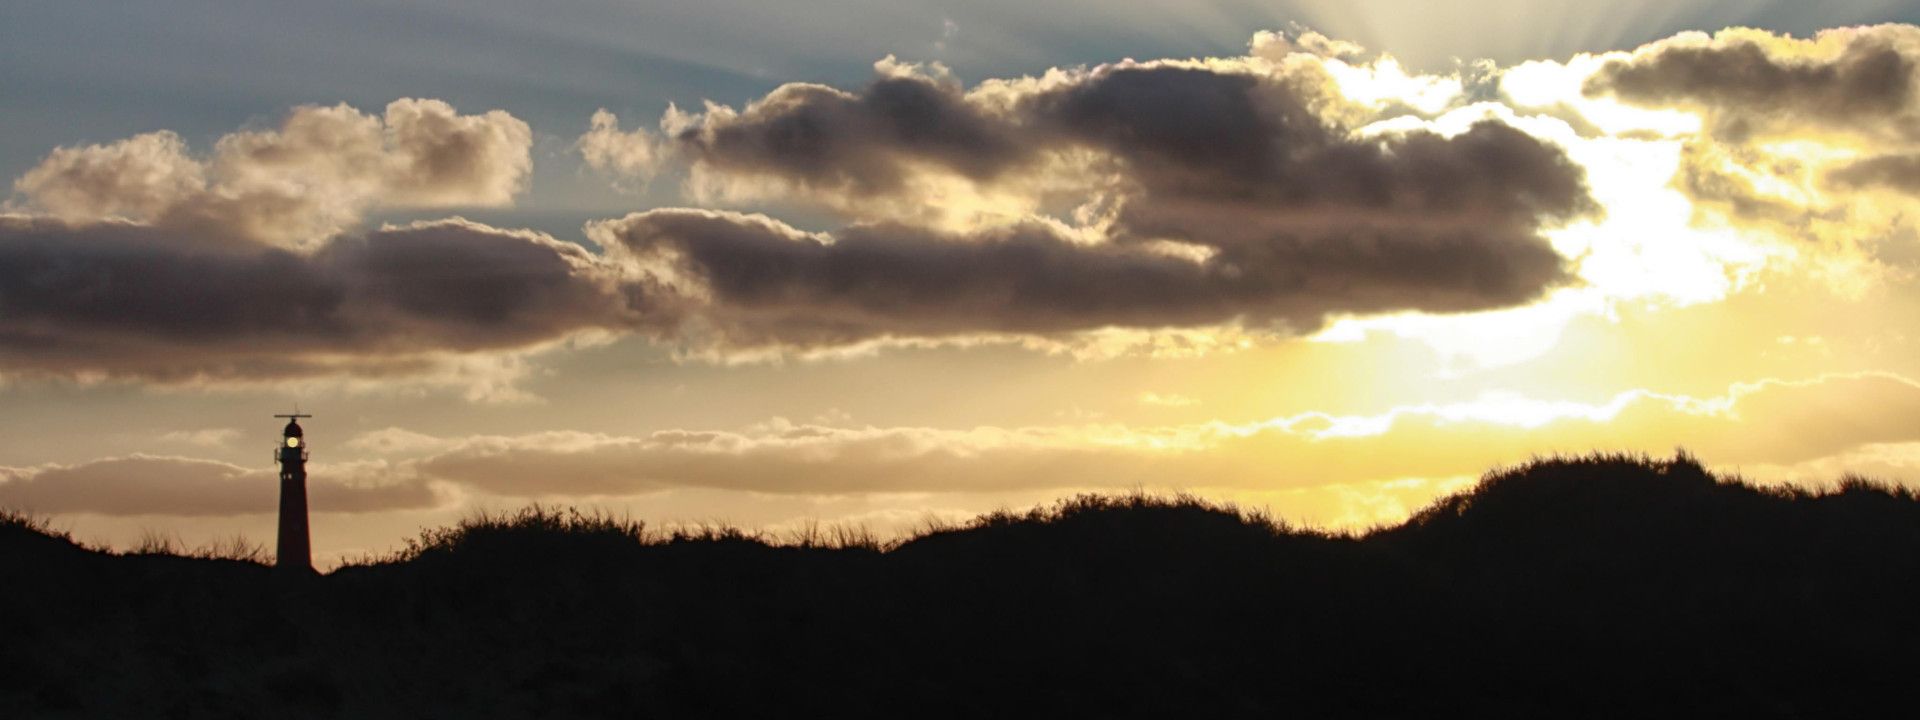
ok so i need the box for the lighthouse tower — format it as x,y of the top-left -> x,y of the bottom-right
274,412 -> 313,573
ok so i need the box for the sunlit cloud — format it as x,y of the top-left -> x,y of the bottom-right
576,109 -> 664,192
1319,55 -> 1464,115
13,99 -> 532,248
1138,392 -> 1201,408
157,428 -> 243,449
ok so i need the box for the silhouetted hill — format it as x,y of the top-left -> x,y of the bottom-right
4,454 -> 1918,718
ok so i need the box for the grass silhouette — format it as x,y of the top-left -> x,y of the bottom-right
3,452 -> 1918,718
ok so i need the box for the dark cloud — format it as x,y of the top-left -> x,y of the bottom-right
0,455 -> 439,516
1829,154 -> 1920,193
1018,65 -> 1311,193
1020,67 -> 1594,305
593,206 -> 1570,349
0,216 -> 654,381
1042,68 -> 1592,249
598,210 -> 1236,345
1586,26 -> 1920,142
672,72 -> 1032,198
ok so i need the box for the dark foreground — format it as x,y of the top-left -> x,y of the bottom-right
4,454 -> 1918,718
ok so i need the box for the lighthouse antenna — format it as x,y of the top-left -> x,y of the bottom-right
276,402 -> 312,421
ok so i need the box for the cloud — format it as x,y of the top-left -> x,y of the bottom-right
345,427 -> 460,456
1137,392 -> 1199,408
13,373 -> 1917,519
1829,153 -> 1920,194
11,130 -> 206,223
666,52 -> 1593,236
0,215 -> 655,382
0,455 -> 440,516
4,77 -> 1595,376
1248,28 -> 1368,62
0,99 -> 648,388
1585,25 -> 1920,143
391,372 -> 1920,499
1539,25 -> 1920,300
594,210 -> 1244,346
158,428 -> 243,448
415,424 -> 1154,496
1013,63 -> 1591,243
620,43 -> 1596,351
373,98 -> 532,206
9,40 -> 1625,374
1744,441 -> 1920,487
590,205 -> 1570,351
576,109 -> 663,190
669,61 -> 1033,203
13,99 -> 532,247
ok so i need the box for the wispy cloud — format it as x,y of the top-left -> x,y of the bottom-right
157,428 -> 242,448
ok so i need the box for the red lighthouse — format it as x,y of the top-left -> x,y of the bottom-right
274,412 -> 313,573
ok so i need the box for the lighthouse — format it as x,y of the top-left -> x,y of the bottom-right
274,412 -> 313,573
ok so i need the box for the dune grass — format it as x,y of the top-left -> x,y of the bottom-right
5,452 -> 1920,718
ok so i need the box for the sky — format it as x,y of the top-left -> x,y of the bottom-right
6,1 -> 1920,566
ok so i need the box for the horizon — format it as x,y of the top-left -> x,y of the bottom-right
10,450 -> 1901,569
6,1 -> 1920,567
